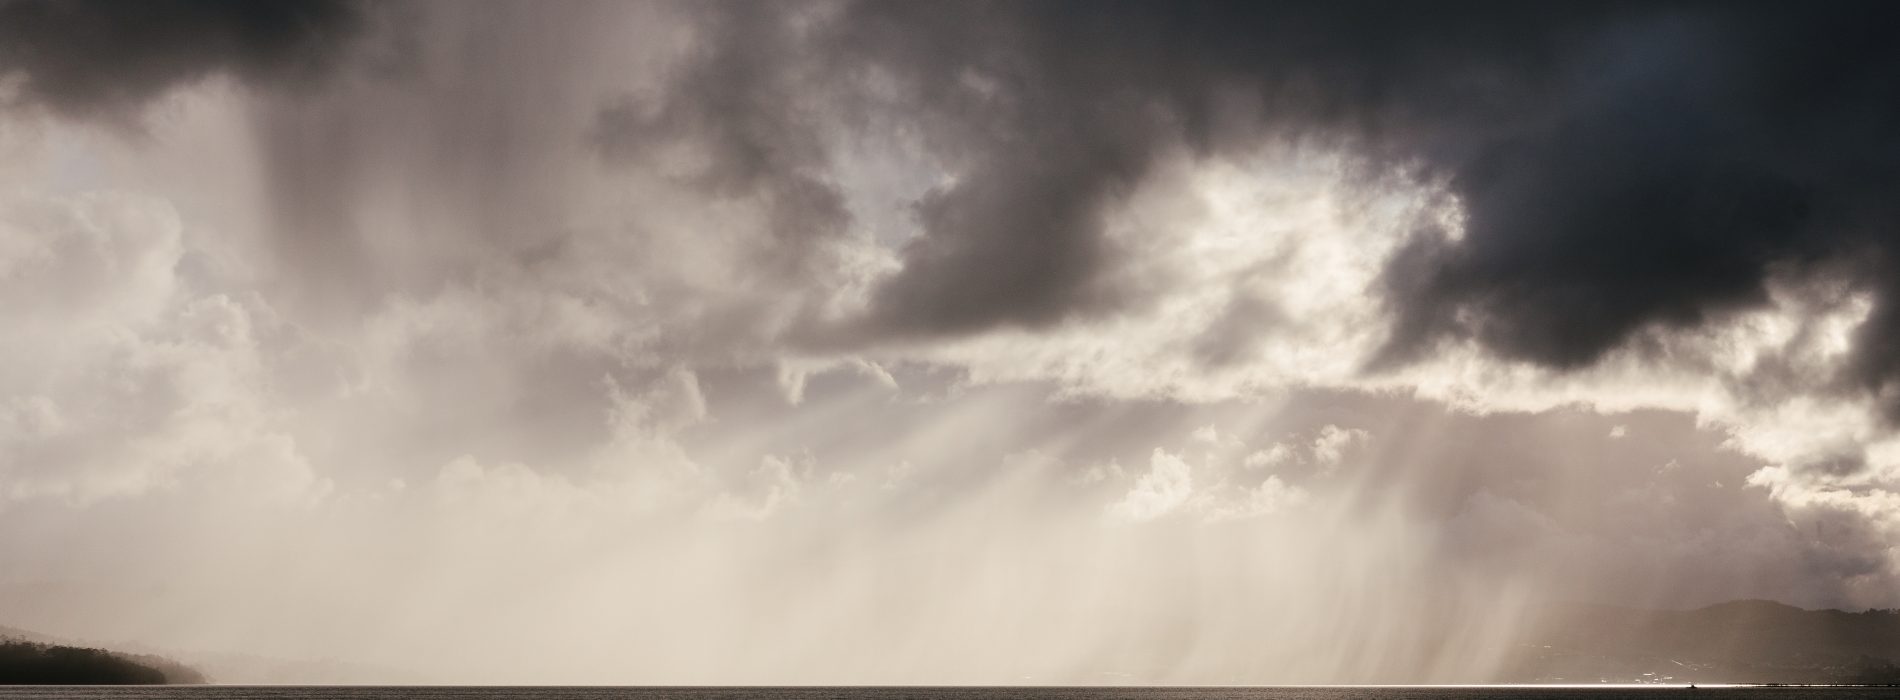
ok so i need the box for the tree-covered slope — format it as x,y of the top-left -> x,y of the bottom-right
0,639 -> 205,685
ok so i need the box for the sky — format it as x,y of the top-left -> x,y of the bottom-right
1,0 -> 1899,685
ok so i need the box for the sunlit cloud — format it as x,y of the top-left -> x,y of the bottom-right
2,0 -> 1899,686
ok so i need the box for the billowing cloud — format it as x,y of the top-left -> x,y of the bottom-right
4,0 -> 1900,685
1109,449 -> 1194,521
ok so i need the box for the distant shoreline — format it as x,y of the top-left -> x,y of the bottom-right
0,640 -> 202,685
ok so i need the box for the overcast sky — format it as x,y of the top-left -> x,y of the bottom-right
1,0 -> 1898,684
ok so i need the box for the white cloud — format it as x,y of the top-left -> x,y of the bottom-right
1109,449 -> 1195,521
1111,446 -> 1314,524
858,145 -> 1900,587
1241,425 -> 1365,474
706,454 -> 806,521
0,5 -> 1895,683
1243,445 -> 1294,471
0,192 -> 182,335
1311,424 -> 1366,468
0,192 -> 328,506
1205,474 -> 1309,521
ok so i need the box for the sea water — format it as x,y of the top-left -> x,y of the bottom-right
0,687 -> 1892,700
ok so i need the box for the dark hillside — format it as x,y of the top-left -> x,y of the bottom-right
0,640 -> 170,684
0,625 -> 206,685
1504,600 -> 1900,684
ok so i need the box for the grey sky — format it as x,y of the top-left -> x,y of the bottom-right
0,0 -> 1896,684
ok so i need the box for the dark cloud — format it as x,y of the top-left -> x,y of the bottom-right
592,2 -> 849,283
821,3 -> 1179,336
0,0 -> 366,121
637,1 -> 1900,410
13,0 -> 1891,405
802,1 -> 1613,339
1379,5 -> 1900,377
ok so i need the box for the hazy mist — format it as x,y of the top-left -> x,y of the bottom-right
1,0 -> 1897,684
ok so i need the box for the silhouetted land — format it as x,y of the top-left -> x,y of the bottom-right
1505,599 -> 1900,685
2,601 -> 1895,685
0,639 -> 204,685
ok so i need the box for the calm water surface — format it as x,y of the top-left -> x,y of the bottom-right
0,688 -> 1892,700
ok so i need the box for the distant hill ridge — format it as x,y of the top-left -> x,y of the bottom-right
1506,599 -> 1900,684
0,622 -> 415,685
0,627 -> 204,685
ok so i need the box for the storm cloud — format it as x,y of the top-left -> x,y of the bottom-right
0,0 -> 366,120
635,1 -> 1900,385
5,0 -> 1900,684
610,0 -> 1900,460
